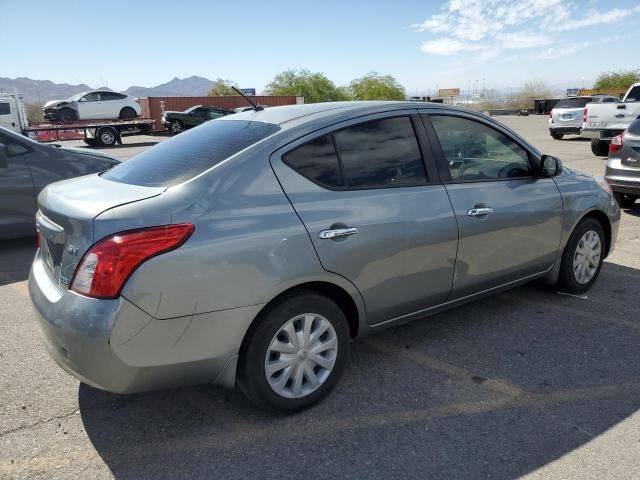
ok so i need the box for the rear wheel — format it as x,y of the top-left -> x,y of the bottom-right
590,138 -> 609,156
613,192 -> 637,208
59,108 -> 77,123
551,132 -> 563,140
96,127 -> 117,147
556,218 -> 605,294
237,291 -> 350,412
119,107 -> 137,120
169,120 -> 183,134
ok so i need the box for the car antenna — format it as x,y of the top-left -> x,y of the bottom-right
232,87 -> 264,111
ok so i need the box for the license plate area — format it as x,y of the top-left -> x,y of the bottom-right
562,114 -> 572,120
36,212 -> 66,280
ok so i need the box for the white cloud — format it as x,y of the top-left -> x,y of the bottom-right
420,38 -> 486,55
413,1 -> 639,57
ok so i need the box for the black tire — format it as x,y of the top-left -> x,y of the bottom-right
237,291 -> 350,412
551,132 -> 563,140
556,218 -> 605,294
590,138 -> 609,156
96,127 -> 117,147
59,108 -> 77,123
613,192 -> 637,208
83,138 -> 98,146
169,120 -> 183,134
119,107 -> 137,120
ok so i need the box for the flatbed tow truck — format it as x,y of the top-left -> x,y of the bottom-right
1,92 -> 157,147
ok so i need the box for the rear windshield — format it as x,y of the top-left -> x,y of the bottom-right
554,98 -> 592,109
103,120 -> 280,187
628,119 -> 640,136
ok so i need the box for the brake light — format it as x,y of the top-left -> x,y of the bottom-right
71,224 -> 194,299
36,232 -> 42,249
583,108 -> 587,124
609,134 -> 623,153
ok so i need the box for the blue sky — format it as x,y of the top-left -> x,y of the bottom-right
2,0 -> 639,94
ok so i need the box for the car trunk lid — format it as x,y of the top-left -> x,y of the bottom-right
36,174 -> 164,288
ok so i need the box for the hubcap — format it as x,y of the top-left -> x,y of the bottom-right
265,313 -> 338,399
171,122 -> 181,132
572,230 -> 601,284
101,131 -> 114,144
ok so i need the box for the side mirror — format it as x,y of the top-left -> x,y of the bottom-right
541,155 -> 562,177
0,143 -> 8,168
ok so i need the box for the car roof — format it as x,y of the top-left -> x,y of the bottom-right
220,101 -> 454,127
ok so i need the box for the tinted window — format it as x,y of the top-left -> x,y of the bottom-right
101,92 -> 126,101
0,103 -> 10,115
206,111 -> 224,120
83,93 -> 100,102
334,117 -> 426,188
0,133 -> 29,156
626,86 -> 640,102
283,135 -> 344,188
555,98 -> 593,109
103,120 -> 280,187
628,119 -> 640,136
431,115 -> 532,181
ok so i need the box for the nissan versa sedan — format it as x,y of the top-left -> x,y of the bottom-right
605,118 -> 640,208
29,102 -> 619,411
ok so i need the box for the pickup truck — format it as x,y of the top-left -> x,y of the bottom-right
582,83 -> 640,156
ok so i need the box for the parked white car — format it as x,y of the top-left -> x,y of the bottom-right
43,91 -> 141,123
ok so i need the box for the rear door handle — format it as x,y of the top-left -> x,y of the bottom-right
319,227 -> 358,239
467,207 -> 494,217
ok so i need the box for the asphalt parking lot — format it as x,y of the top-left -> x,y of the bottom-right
1,115 -> 640,480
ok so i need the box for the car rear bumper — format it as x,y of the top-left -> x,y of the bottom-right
28,251 -> 261,394
549,127 -> 581,135
605,158 -> 640,195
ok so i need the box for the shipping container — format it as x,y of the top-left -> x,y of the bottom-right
139,96 -> 302,130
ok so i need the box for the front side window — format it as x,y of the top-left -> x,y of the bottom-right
430,115 -> 532,181
0,103 -> 10,115
0,133 -> 29,156
626,86 -> 640,102
83,93 -> 100,102
283,116 -> 427,190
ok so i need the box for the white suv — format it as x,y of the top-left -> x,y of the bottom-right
549,95 -> 619,140
43,91 -> 141,123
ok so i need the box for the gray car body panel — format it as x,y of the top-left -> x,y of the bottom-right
28,101 -> 620,394
605,128 -> 640,196
0,126 -> 119,240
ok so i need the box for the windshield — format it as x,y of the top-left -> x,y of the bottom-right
66,92 -> 88,102
554,98 -> 593,109
625,86 -> 640,102
103,120 -> 280,187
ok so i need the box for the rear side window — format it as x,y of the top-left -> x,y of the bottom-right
103,120 -> 280,187
0,103 -> 10,115
555,98 -> 592,109
628,119 -> 640,135
101,92 -> 126,101
283,136 -> 344,188
283,116 -> 427,190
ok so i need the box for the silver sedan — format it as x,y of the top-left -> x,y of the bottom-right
29,102 -> 620,411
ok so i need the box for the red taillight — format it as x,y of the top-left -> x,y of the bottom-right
609,134 -> 623,153
36,232 -> 42,249
70,224 -> 194,299
583,108 -> 588,124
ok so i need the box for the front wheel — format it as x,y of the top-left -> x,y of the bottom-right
590,138 -> 609,156
59,108 -> 77,123
169,120 -> 183,134
613,192 -> 637,208
237,291 -> 350,412
556,218 -> 605,294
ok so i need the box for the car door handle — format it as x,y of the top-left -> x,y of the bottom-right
467,207 -> 494,217
319,227 -> 358,239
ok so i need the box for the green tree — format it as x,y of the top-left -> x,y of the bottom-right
264,69 -> 350,103
349,72 -> 406,101
208,78 -> 239,96
25,103 -> 43,124
594,70 -> 640,90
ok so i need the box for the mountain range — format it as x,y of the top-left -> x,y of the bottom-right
0,76 -> 215,104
